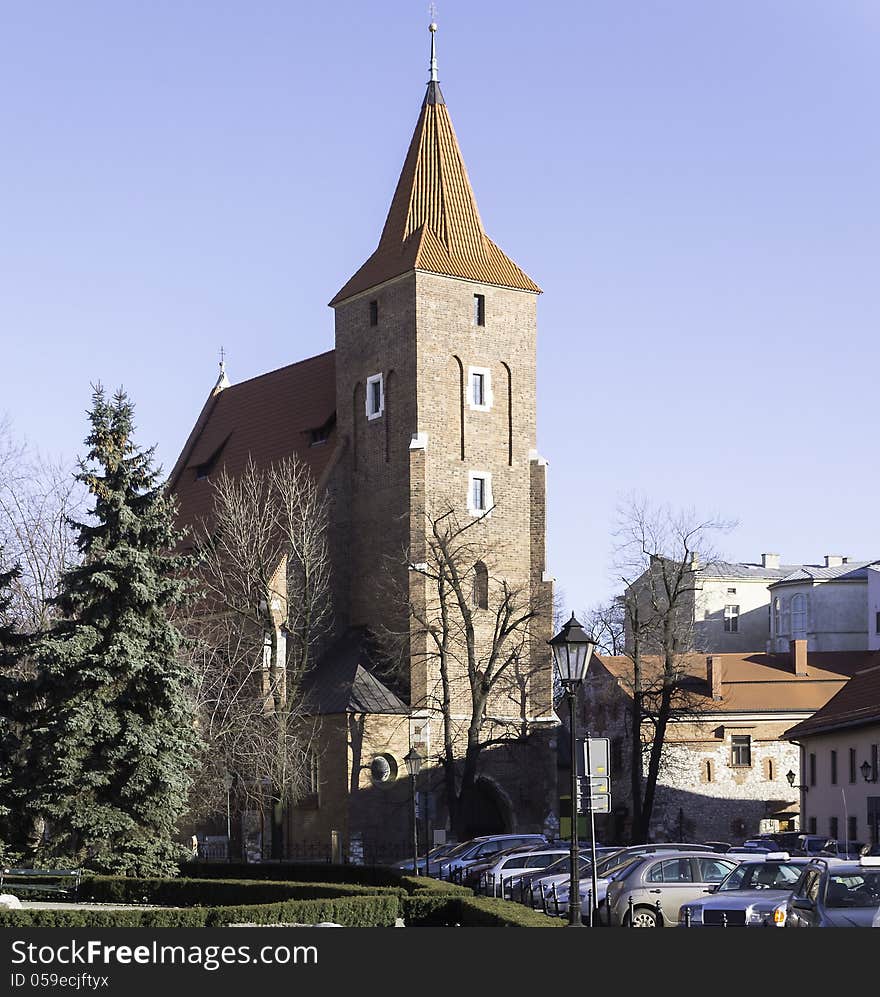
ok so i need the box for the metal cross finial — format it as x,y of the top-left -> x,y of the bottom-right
428,5 -> 439,82
219,345 -> 226,373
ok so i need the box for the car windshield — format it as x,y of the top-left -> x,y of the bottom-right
826,871 -> 880,908
443,840 -> 480,860
718,862 -> 804,892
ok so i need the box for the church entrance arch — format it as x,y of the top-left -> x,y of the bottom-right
460,777 -> 515,839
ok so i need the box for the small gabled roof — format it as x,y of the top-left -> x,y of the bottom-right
299,628 -> 409,716
330,56 -> 539,305
783,664 -> 880,740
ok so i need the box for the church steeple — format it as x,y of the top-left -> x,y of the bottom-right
330,23 -> 539,306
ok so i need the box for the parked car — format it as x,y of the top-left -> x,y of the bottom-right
820,840 -> 866,860
785,856 -> 880,927
604,851 -> 740,927
701,841 -> 733,853
477,846 -> 573,896
754,832 -> 834,856
392,840 -> 459,874
547,845 -> 711,917
679,855 -> 816,927
436,833 -> 548,879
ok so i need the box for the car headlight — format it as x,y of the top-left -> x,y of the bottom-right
771,905 -> 787,926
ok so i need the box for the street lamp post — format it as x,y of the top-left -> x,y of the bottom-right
404,748 -> 424,876
549,613 -> 597,926
222,770 -> 235,862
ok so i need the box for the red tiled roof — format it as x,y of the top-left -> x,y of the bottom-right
783,664 -> 880,739
168,351 -> 337,537
593,650 -> 880,714
330,84 -> 539,305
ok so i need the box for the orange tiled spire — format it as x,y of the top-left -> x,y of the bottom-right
330,23 -> 540,306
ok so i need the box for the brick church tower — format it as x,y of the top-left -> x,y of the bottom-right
328,24 -> 556,835
170,24 -> 558,856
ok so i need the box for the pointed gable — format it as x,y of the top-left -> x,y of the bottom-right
330,82 -> 540,305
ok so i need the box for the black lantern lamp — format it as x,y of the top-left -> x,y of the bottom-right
404,748 -> 424,875
549,613 -> 597,926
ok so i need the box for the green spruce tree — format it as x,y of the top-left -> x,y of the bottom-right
0,554 -> 26,859
32,386 -> 200,876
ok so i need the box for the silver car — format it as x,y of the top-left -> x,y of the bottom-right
679,856 -> 815,927
605,852 -> 740,927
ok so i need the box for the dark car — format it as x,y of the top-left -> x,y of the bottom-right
785,856 -> 880,927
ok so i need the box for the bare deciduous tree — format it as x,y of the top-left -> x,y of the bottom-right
387,501 -> 550,839
612,496 -> 734,843
186,456 -> 332,859
0,418 -> 84,633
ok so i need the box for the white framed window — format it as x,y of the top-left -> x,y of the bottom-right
723,604 -> 739,633
467,366 -> 492,411
365,373 -> 384,420
467,470 -> 492,516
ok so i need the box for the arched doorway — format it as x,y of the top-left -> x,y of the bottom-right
460,777 -> 514,838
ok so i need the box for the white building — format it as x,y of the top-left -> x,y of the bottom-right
769,558 -> 880,653
626,553 -> 880,655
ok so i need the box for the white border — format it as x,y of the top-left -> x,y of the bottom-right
365,373 -> 384,420
467,470 -> 493,517
467,365 -> 493,411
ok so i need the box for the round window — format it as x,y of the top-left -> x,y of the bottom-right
370,754 -> 398,786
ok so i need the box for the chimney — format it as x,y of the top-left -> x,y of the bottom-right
706,656 -> 723,700
824,554 -> 844,568
789,639 -> 808,676
761,553 -> 780,569
688,551 -> 700,570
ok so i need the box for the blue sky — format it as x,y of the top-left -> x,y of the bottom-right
1,1 -> 878,612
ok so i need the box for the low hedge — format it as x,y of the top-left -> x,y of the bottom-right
179,862 -> 406,888
402,892 -> 563,927
457,897 -> 564,927
79,876 -> 397,906
0,894 -> 400,928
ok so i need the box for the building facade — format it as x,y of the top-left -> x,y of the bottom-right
784,664 -> 880,848
170,28 -> 557,859
579,641 -> 879,844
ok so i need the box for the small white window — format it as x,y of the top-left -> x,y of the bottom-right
723,604 -> 739,633
366,374 -> 384,420
467,471 -> 492,516
467,366 -> 492,411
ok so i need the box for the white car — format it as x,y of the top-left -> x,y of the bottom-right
436,834 -> 547,878
480,848 -> 572,897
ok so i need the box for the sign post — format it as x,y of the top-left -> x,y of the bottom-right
577,735 -> 611,925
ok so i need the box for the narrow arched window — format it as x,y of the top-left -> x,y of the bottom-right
472,561 -> 489,609
453,356 -> 465,460
791,593 -> 806,637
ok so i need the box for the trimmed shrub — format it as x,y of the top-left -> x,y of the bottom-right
79,876 -> 396,906
458,897 -> 564,927
179,862 -> 405,888
0,894 -> 400,928
403,893 -> 563,927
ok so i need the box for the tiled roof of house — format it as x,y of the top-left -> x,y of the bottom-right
697,560 -> 803,580
783,664 -> 880,739
330,80 -> 539,305
770,561 -> 878,586
592,650 -> 880,714
168,351 -> 337,537
299,628 -> 409,716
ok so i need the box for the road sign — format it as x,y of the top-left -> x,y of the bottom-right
579,776 -> 609,795
577,793 -> 611,814
581,737 -> 609,777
